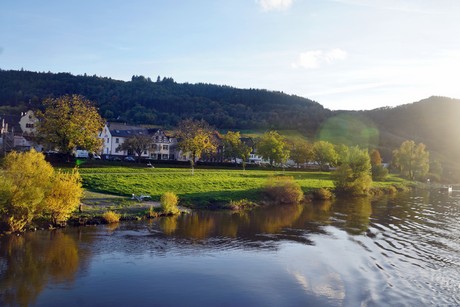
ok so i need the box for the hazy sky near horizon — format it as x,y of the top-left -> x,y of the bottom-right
1,0 -> 460,110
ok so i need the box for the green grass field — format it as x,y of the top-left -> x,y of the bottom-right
79,167 -> 334,205
78,166 -> 407,206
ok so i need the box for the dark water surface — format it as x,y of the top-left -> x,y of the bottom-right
1,189 -> 459,306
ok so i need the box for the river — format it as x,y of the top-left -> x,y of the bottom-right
1,189 -> 459,306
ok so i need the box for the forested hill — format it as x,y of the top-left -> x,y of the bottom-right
363,96 -> 460,179
0,69 -> 330,133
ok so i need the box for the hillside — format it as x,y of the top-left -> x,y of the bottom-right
1,69 -> 460,180
363,96 -> 460,179
0,69 -> 330,135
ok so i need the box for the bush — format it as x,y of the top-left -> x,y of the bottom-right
161,192 -> 180,215
372,165 -> 389,181
313,188 -> 333,200
102,211 -> 121,223
264,176 -> 304,204
225,199 -> 256,210
0,150 -> 83,232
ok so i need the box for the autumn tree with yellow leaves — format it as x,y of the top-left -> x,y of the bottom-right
36,94 -> 104,155
0,150 -> 82,232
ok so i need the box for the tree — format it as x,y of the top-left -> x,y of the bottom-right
313,141 -> 338,171
175,119 -> 217,174
393,140 -> 429,180
333,146 -> 372,196
0,150 -> 54,231
370,149 -> 388,181
335,144 -> 349,165
256,131 -> 290,166
36,94 -> 104,155
238,141 -> 252,171
0,150 -> 83,231
44,170 -> 82,225
289,139 -> 313,167
222,131 -> 252,170
117,134 -> 153,162
370,149 -> 382,166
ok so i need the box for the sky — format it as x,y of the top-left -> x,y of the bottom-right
1,0 -> 460,110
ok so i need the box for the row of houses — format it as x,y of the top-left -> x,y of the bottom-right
1,111 -> 266,164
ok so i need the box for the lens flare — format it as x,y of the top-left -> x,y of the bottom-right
317,113 -> 379,148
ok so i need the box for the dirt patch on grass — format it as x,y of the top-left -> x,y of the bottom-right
81,190 -> 161,214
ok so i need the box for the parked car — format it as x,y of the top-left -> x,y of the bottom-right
124,156 -> 136,162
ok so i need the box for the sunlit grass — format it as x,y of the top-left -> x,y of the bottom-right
77,167 -> 408,206
79,167 -> 334,204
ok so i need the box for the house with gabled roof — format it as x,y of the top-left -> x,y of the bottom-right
99,122 -> 178,160
1,111 -> 41,153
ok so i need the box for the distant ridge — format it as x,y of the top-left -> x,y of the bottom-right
0,69 -> 330,135
1,69 -> 460,179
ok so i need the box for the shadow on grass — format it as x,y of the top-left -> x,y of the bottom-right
179,188 -> 263,208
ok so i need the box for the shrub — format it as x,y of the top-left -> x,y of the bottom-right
225,199 -> 256,210
0,150 -> 84,231
313,188 -> 333,200
44,169 -> 83,226
372,165 -> 389,181
102,211 -> 121,223
146,205 -> 158,218
333,146 -> 372,196
161,192 -> 180,215
264,176 -> 303,204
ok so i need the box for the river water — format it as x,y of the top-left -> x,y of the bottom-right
1,189 -> 459,306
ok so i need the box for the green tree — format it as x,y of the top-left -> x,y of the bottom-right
36,94 -> 104,155
313,141 -> 338,171
117,134 -> 152,162
289,139 -> 313,167
175,119 -> 217,174
0,150 -> 83,231
256,131 -> 290,166
335,144 -> 349,165
393,140 -> 430,180
222,131 -> 252,170
333,146 -> 372,196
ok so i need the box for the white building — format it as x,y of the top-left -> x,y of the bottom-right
99,122 -> 178,160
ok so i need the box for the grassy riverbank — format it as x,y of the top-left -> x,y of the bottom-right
78,166 -> 410,208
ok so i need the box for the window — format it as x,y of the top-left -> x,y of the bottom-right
115,138 -> 119,144
162,154 -> 168,160
152,144 -> 157,150
26,123 -> 34,128
143,150 -> 147,155
162,145 -> 168,150
107,138 -> 110,143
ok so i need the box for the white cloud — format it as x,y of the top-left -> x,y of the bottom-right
292,49 -> 348,69
256,0 -> 294,11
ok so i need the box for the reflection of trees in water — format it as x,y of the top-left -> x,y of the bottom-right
0,231 -> 87,306
159,205 -> 330,245
331,197 -> 372,235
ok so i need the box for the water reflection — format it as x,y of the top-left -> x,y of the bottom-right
0,231 -> 89,306
0,190 -> 459,306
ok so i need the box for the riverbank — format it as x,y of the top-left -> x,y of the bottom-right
74,166 -> 413,217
